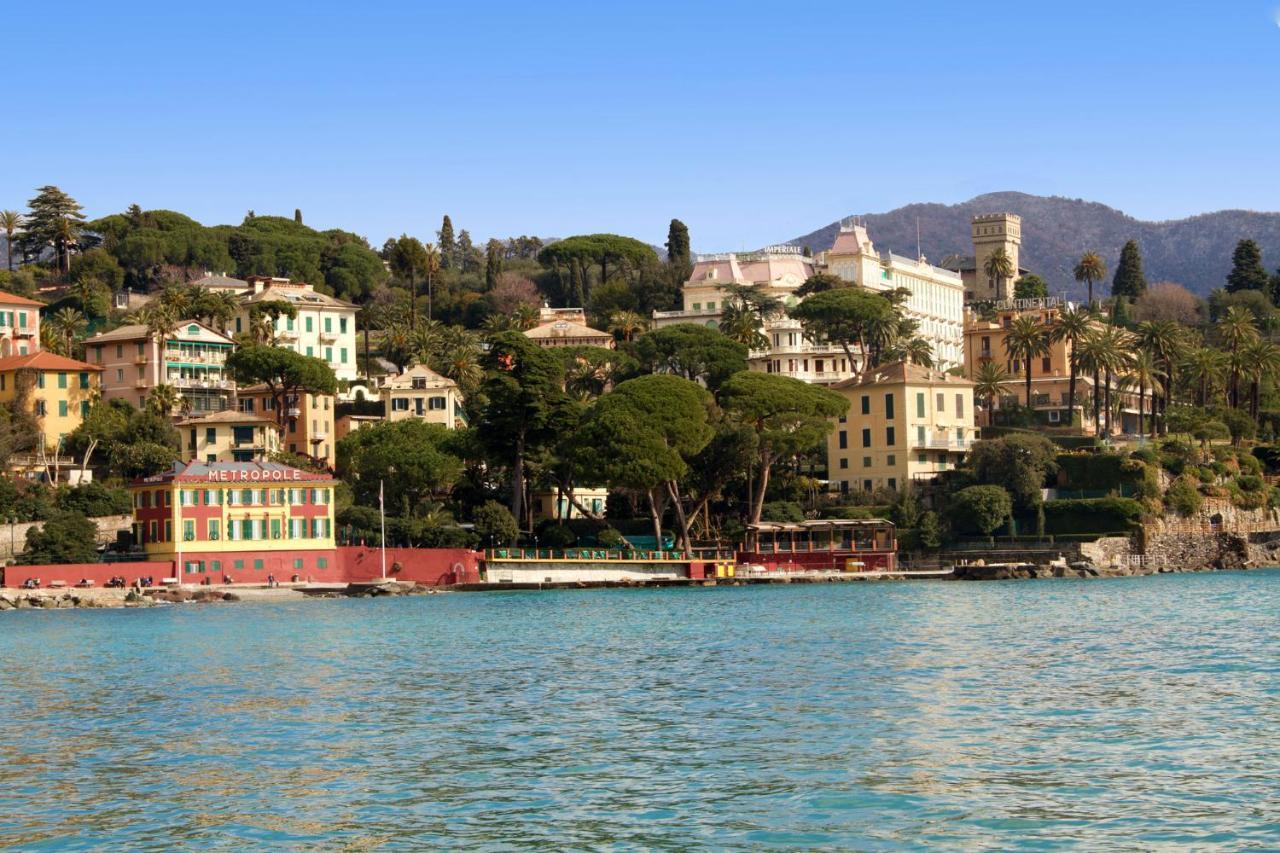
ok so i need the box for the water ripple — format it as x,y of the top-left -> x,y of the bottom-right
0,571 -> 1277,849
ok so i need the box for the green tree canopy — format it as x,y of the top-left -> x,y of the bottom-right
226,346 -> 337,428
795,272 -> 848,297
949,485 -> 1013,536
1225,238 -> 1270,293
472,500 -> 519,547
789,287 -> 896,370
336,419 -> 464,512
1013,274 -> 1048,299
18,510 -> 99,564
628,324 -> 747,391
719,372 -> 848,524
538,234 -> 659,306
1112,239 -> 1148,299
21,185 -> 85,272
966,434 -> 1058,511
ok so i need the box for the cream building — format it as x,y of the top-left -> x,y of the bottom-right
530,487 -> 610,523
382,364 -> 464,429
524,307 -> 614,349
817,223 -> 965,370
231,276 -> 359,381
827,361 -> 975,495
941,213 -> 1026,304
176,410 -> 282,463
86,320 -> 236,413
654,247 -> 861,384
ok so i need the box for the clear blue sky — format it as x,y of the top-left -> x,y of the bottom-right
5,1 -> 1279,252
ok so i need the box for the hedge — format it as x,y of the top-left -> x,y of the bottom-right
1055,454 -> 1147,491
1043,497 -> 1145,535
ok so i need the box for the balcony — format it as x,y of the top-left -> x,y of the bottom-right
278,328 -> 299,341
319,330 -> 339,342
287,407 -> 301,418
910,437 -> 970,451
169,377 -> 235,391
133,355 -> 148,365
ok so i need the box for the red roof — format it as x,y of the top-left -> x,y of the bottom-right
0,290 -> 44,307
0,351 -> 103,372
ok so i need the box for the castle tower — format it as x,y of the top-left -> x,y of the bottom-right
971,213 -> 1021,302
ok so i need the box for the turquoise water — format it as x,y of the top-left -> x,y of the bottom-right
1,572 -> 1278,850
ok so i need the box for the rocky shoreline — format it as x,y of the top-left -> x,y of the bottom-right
0,580 -> 438,611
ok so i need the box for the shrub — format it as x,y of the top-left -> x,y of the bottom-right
17,511 -> 99,565
1220,408 -> 1256,445
1236,453 -> 1263,475
596,527 -> 624,548
1042,497 -> 1144,535
1197,466 -> 1216,484
472,500 -> 519,547
1130,447 -> 1158,465
55,482 -> 134,518
1236,474 -> 1264,493
760,501 -> 806,523
949,485 -> 1013,536
1165,476 -> 1202,517
535,522 -> 577,548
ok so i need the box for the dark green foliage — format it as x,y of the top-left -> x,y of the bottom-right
1055,453 -> 1148,491
226,346 -> 337,427
21,186 -> 84,271
537,234 -> 659,306
949,485 -> 1013,535
535,522 -> 578,549
789,287 -> 896,366
65,400 -> 180,479
596,527 -> 624,547
665,219 -> 692,285
1164,476 -> 1203,516
69,248 -> 125,291
795,272 -> 847,297
472,500 -> 519,547
18,511 -> 99,564
1042,497 -> 1144,534
336,419 -> 464,512
628,324 -> 747,391
0,479 -> 56,522
760,501 -> 805,522
1219,408 -> 1256,444
1250,445 -> 1280,473
1111,239 -> 1147,299
1013,274 -> 1048,299
55,482 -> 134,517
1225,239 -> 1269,293
917,511 -> 942,548
967,434 -> 1058,510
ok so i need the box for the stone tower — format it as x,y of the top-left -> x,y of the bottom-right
971,213 -> 1021,302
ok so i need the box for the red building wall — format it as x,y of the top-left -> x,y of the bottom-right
337,547 -> 482,585
3,561 -> 174,589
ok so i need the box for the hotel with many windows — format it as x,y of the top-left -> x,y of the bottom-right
86,320 -> 236,413
131,461 -> 337,579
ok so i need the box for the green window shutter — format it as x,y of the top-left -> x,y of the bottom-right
58,400 -> 68,417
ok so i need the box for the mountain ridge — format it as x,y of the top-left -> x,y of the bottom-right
783,191 -> 1280,299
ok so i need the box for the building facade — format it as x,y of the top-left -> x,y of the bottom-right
235,385 -> 336,466
940,213 -> 1026,304
176,411 -> 283,463
86,320 -> 236,413
381,364 -> 464,429
826,361 -> 975,494
817,223 -> 965,370
524,307 -> 614,349
0,290 -> 42,357
130,461 -> 336,578
232,277 -> 359,381
0,352 -> 102,452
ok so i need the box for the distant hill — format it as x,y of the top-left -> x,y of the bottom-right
785,191 -> 1280,299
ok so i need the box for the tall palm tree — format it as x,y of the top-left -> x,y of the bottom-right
1181,346 -> 1227,409
48,307 -> 87,358
0,211 -> 21,272
423,243 -> 441,321
1240,338 -> 1280,420
719,303 -> 768,351
607,310 -> 648,343
1125,349 -> 1165,439
1003,314 -> 1049,408
1074,251 -> 1107,309
973,361 -> 1011,425
883,336 -> 934,368
147,383 -> 179,417
1076,328 -> 1125,434
1216,305 -> 1259,409
1052,305 -> 1095,426
433,334 -> 484,399
205,290 -> 242,333
983,248 -> 1015,299
1099,326 -> 1133,437
1134,319 -> 1185,433
512,304 -> 540,331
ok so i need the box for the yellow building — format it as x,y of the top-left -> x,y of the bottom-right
827,361 -> 975,495
531,487 -> 609,522
0,352 -> 102,452
236,385 -> 336,465
381,364 -> 464,429
176,410 -> 283,463
131,460 -> 337,576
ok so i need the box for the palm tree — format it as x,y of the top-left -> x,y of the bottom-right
719,303 -> 768,351
1052,306 -> 1095,426
1003,314 -> 1049,408
607,310 -> 648,343
0,211 -> 21,272
1181,346 -> 1227,409
1240,338 -> 1280,419
883,337 -> 934,368
512,304 -> 540,331
1099,326 -> 1133,437
48,307 -> 87,358
983,248 -> 1015,299
1074,251 -> 1107,309
1076,328 -> 1126,434
433,334 -> 484,399
1216,305 -> 1259,409
973,361 -> 1011,425
1125,350 -> 1165,439
380,322 -> 415,374
1134,319 -> 1185,433
423,243 -> 441,321
205,290 -> 242,333
147,383 -> 179,417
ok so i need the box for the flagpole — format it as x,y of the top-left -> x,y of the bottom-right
379,479 -> 386,579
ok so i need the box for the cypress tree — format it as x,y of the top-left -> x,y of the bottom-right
438,215 -> 456,269
1225,238 -> 1269,292
294,208 -> 303,224
665,219 -> 692,283
1111,239 -> 1147,300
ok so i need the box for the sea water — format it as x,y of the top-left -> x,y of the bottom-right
0,571 -> 1277,850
